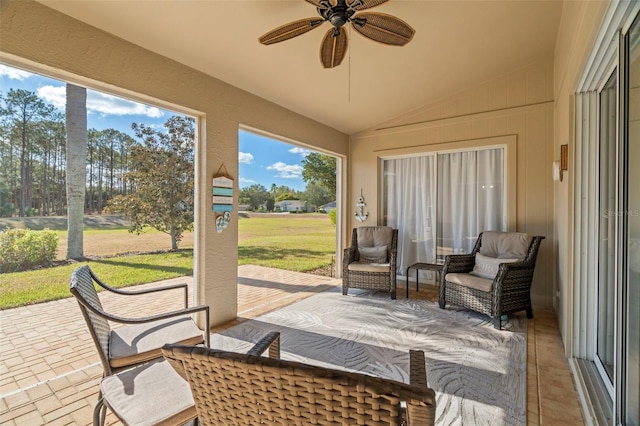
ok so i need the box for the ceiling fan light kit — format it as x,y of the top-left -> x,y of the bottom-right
259,0 -> 415,69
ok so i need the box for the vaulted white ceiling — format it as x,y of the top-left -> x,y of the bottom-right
39,0 -> 563,134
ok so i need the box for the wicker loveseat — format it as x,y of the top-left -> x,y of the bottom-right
163,332 -> 436,425
343,226 -> 399,299
438,231 -> 544,329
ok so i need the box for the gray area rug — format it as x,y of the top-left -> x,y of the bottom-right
211,287 -> 527,425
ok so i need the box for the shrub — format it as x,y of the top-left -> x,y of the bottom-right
329,209 -> 336,226
0,228 -> 58,273
24,207 -> 38,217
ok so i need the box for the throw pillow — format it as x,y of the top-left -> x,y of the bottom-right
358,246 -> 388,263
470,253 -> 519,279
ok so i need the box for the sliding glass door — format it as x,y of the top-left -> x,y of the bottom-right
597,72 -> 617,386
572,6 -> 639,423
624,15 -> 639,424
437,149 -> 505,260
382,147 -> 505,275
383,156 -> 436,273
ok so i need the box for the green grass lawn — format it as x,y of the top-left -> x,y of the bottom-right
238,215 -> 335,271
0,214 -> 335,309
0,251 -> 194,309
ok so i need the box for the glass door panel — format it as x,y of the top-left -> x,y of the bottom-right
597,72 -> 617,384
625,15 -> 639,425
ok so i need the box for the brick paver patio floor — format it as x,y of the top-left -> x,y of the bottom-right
0,266 -> 584,425
0,265 -> 340,425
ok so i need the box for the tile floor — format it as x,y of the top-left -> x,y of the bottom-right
0,267 -> 584,425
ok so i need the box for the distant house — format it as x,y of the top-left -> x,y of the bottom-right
319,201 -> 336,213
274,200 -> 312,213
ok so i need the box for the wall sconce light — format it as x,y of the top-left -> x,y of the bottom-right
553,144 -> 569,182
560,144 -> 568,182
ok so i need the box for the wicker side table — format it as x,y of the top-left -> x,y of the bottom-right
406,262 -> 444,299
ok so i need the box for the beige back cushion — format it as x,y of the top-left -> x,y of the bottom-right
356,226 -> 393,248
479,231 -> 532,259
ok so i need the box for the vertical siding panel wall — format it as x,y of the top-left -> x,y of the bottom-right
553,0 -> 609,352
350,60 -> 556,306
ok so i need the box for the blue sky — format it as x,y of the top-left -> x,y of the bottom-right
0,64 -> 310,191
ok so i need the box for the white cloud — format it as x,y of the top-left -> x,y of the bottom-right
289,147 -> 311,157
37,86 -> 66,109
37,85 -> 164,118
238,152 -> 254,164
0,65 -> 33,81
267,162 -> 303,179
239,177 -> 257,186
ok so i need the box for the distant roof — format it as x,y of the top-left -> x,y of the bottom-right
320,201 -> 336,209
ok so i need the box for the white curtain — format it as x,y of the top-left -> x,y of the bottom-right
384,156 -> 436,275
437,149 -> 504,257
383,148 -> 504,277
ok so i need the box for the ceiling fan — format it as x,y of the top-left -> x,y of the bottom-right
259,0 -> 415,69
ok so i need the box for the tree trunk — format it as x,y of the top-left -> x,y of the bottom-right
170,224 -> 178,250
65,84 -> 87,260
97,159 -> 103,214
19,119 -> 27,216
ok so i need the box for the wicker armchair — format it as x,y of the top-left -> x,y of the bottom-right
162,332 -> 436,425
343,226 -> 399,299
94,332 -> 281,426
70,265 -> 210,424
438,231 -> 544,330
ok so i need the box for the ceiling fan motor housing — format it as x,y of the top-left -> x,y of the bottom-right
320,1 -> 356,29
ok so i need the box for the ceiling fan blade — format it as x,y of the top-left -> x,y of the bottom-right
351,12 -> 415,46
320,28 -> 348,68
346,0 -> 388,11
305,0 -> 333,8
259,18 -> 325,45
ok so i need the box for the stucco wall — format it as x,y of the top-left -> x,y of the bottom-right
350,60 -> 556,306
0,0 -> 349,326
553,0 -> 608,351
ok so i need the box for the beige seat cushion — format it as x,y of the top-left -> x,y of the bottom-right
445,273 -> 493,292
109,316 -> 203,368
479,231 -> 531,259
348,262 -> 391,273
101,359 -> 196,426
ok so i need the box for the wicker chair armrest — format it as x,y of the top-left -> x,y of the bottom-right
246,331 -> 280,359
76,298 -> 211,346
388,244 -> 398,269
495,261 -> 535,282
499,260 -> 533,270
442,253 -> 475,274
407,399 -> 436,425
343,246 -> 357,265
409,349 -> 427,387
406,350 -> 436,425
494,262 -> 536,290
111,283 -> 190,308
90,269 -> 190,308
